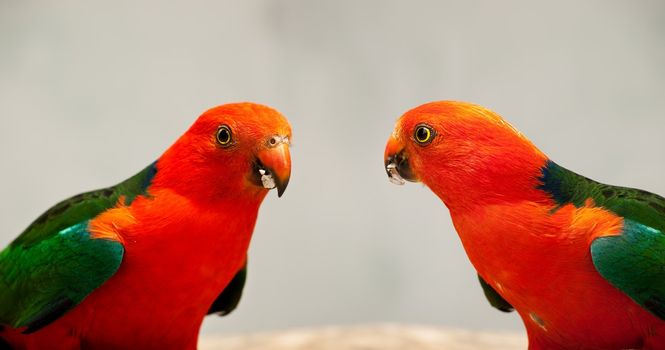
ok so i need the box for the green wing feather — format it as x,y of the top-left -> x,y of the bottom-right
539,160 -> 665,320
11,163 -> 157,249
591,221 -> 665,319
0,222 -> 123,332
0,163 -> 156,332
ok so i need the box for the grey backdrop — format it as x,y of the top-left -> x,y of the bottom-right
1,0 -> 664,336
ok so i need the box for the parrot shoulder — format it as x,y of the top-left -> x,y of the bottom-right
538,160 -> 665,232
10,162 -> 158,248
539,160 -> 665,320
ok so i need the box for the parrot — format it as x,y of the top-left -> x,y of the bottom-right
384,101 -> 665,349
0,102 -> 292,349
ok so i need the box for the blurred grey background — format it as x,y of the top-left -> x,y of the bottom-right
1,0 -> 664,336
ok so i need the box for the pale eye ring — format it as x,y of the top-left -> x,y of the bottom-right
216,125 -> 233,147
269,136 -> 279,146
414,124 -> 436,145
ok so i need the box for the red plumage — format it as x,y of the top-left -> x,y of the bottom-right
3,103 -> 291,349
385,101 -> 665,349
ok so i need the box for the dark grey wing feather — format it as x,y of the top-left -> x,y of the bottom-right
208,262 -> 247,316
478,275 -> 514,313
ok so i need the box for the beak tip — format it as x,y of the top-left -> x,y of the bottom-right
256,142 -> 291,198
276,177 -> 290,198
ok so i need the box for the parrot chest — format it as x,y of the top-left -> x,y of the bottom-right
66,199 -> 259,348
452,203 -> 664,348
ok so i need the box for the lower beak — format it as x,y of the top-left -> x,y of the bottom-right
384,137 -> 417,184
255,143 -> 291,197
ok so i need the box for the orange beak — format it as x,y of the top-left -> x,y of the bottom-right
384,136 -> 404,164
256,142 -> 291,197
384,135 -> 417,184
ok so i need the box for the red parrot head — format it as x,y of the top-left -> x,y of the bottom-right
384,101 -> 547,209
156,102 -> 292,202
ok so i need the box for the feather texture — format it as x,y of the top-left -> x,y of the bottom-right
0,163 -> 156,331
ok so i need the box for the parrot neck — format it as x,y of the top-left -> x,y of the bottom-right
425,147 -> 552,212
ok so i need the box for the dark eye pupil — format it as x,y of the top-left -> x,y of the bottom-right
217,127 -> 231,144
417,127 -> 429,141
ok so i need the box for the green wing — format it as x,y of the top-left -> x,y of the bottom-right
0,163 -> 156,332
0,222 -> 124,332
539,160 -> 665,320
478,275 -> 514,313
591,220 -> 665,319
207,260 -> 247,316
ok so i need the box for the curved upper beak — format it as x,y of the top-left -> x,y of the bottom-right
384,136 -> 417,185
256,142 -> 291,197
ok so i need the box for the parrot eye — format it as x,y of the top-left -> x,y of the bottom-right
414,124 -> 435,145
216,125 -> 233,147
